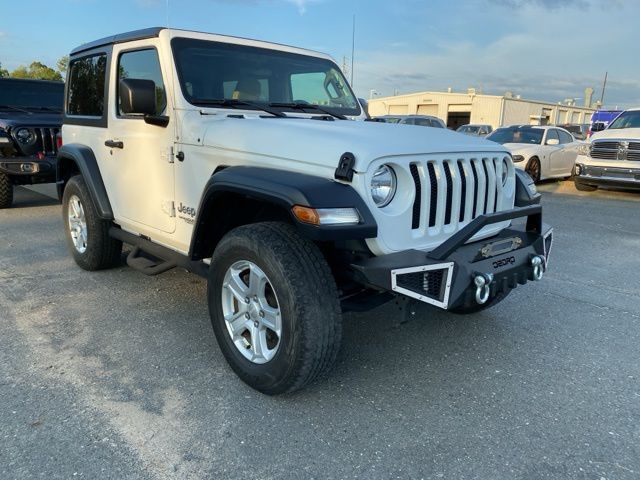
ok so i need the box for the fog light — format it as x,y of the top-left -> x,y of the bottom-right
20,163 -> 39,173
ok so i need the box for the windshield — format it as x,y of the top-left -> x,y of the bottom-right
171,37 -> 361,116
0,79 -> 64,111
487,127 -> 544,145
608,110 -> 640,129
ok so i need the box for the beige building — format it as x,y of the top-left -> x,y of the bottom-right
367,89 -> 596,130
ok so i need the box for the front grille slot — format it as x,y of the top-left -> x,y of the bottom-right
396,270 -> 444,299
427,162 -> 438,227
443,162 -> 453,225
457,160 -> 466,222
410,163 -> 421,229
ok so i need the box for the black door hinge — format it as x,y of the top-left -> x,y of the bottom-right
335,152 -> 356,182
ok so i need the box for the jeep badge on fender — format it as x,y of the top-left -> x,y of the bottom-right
56,27 -> 552,395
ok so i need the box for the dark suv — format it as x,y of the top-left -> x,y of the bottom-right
0,78 -> 64,208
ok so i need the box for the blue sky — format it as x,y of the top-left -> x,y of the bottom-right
1,0 -> 638,108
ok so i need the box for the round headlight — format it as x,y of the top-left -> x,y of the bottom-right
15,128 -> 36,145
370,164 -> 397,207
502,158 -> 511,186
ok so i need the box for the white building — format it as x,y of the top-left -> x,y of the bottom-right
367,88 -> 596,130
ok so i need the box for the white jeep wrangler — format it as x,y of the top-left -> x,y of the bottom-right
58,28 -> 552,394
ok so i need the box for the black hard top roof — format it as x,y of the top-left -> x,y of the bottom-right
0,77 -> 63,85
70,27 -> 165,55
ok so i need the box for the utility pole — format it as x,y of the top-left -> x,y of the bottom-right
350,14 -> 355,87
599,71 -> 608,106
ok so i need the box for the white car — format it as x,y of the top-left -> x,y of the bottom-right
486,125 -> 579,182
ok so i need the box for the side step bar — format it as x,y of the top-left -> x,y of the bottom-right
109,227 -> 209,278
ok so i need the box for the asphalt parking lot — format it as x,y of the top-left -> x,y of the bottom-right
1,182 -> 639,480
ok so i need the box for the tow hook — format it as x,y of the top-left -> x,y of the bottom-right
473,272 -> 493,305
530,255 -> 544,281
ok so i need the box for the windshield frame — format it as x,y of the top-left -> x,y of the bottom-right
607,110 -> 640,130
170,37 -> 362,117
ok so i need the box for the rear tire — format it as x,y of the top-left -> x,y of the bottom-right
450,289 -> 512,315
574,180 -> 597,192
525,157 -> 541,183
0,172 -> 13,209
208,222 -> 342,395
62,175 -> 122,270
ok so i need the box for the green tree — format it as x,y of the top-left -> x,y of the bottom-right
10,61 -> 62,81
56,56 -> 69,76
0,62 -> 8,78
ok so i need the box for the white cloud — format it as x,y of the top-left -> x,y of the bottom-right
284,0 -> 319,15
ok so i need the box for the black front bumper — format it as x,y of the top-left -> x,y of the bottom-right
0,156 -> 56,183
351,206 -> 552,310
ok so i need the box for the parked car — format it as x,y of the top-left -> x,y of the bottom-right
555,123 -> 589,140
574,108 -> 640,192
57,27 -> 552,394
456,124 -> 493,136
0,78 -> 64,208
375,115 -> 446,128
486,125 -> 578,182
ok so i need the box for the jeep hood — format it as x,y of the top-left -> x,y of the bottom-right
590,128 -> 640,141
199,116 -> 508,172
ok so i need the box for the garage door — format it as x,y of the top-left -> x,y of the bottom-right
389,105 -> 408,115
417,104 -> 438,116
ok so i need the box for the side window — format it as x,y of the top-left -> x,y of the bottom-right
545,129 -> 559,143
67,53 -> 107,116
117,49 -> 166,115
402,118 -> 414,125
558,130 -> 573,144
414,118 -> 431,127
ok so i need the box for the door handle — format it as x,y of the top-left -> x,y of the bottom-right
104,140 -> 124,149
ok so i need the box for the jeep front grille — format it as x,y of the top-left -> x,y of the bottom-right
11,126 -> 60,156
409,156 -> 507,232
590,140 -> 640,162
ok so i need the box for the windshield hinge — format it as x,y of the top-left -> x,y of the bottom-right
163,147 -> 175,164
162,200 -> 176,217
335,152 -> 356,182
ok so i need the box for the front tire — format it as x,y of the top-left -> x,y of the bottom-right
525,157 -> 541,183
0,172 -> 13,209
208,222 -> 342,395
62,175 -> 122,270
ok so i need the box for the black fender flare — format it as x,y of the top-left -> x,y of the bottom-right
189,166 -> 378,258
56,144 -> 113,219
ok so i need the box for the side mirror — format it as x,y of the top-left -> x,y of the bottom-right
119,78 -> 157,115
546,138 -> 560,146
591,122 -> 605,132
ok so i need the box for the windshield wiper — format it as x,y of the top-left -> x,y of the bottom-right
269,102 -> 347,120
0,104 -> 32,114
191,99 -> 287,118
32,106 -> 62,113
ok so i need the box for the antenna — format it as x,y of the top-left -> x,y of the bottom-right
599,71 -> 608,105
350,14 -> 355,87
166,0 -> 170,28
